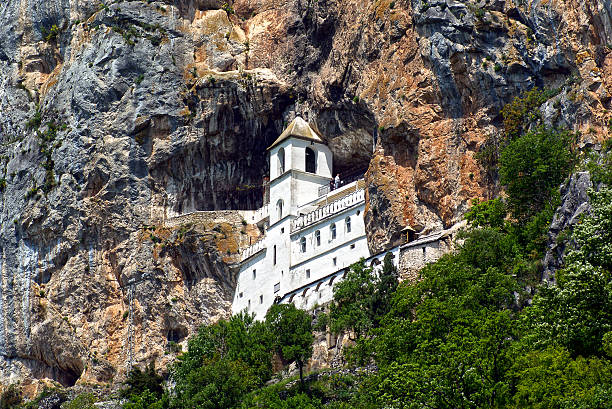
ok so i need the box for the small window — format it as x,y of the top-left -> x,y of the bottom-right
300,237 -> 306,253
274,283 -> 280,293
281,227 -> 284,234
305,147 -> 316,173
248,300 -> 251,308
273,245 -> 276,265
345,216 -> 351,233
252,269 -> 256,279
330,223 -> 336,240
239,292 -> 243,298
333,257 -> 337,266
350,244 -> 355,249
260,295 -> 263,304
276,199 -> 284,219
306,269 -> 311,279
357,210 -> 361,216
315,230 -> 321,246
278,147 -> 285,174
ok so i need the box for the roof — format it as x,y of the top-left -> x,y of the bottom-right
267,116 -> 324,150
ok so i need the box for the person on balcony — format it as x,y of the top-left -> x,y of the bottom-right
334,174 -> 340,189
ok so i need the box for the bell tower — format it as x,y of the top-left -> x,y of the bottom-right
267,117 -> 333,225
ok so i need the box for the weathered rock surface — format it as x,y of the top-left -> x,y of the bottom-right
0,0 -> 610,392
543,171 -> 594,283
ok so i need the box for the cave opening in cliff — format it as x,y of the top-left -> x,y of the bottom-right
166,327 -> 186,344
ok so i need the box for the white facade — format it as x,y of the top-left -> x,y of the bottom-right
232,117 -> 372,319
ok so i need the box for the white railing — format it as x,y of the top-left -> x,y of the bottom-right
241,238 -> 266,261
291,189 -> 365,232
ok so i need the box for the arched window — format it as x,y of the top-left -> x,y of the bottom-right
315,230 -> 321,246
330,223 -> 336,240
278,147 -> 285,175
277,199 -> 283,219
300,237 -> 306,253
305,147 -> 316,173
345,216 -> 351,233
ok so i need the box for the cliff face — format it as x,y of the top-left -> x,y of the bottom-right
0,0 -> 610,390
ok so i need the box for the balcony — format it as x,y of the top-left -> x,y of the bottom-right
240,238 -> 266,261
291,188 -> 365,233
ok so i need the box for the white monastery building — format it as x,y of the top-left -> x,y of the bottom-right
231,117 -> 458,319
232,117 -> 374,319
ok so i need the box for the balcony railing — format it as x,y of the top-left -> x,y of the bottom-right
291,188 -> 365,232
241,238 -> 266,261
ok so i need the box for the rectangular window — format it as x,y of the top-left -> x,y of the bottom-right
248,300 -> 251,308
333,257 -> 337,266
273,245 -> 276,265
239,292 -> 243,298
306,269 -> 311,279
252,269 -> 256,279
259,295 -> 263,304
350,243 -> 355,249
274,283 -> 280,293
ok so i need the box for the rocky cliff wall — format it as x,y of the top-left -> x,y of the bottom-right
0,0 -> 610,390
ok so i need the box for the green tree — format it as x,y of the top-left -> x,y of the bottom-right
172,312 -> 273,409
328,254 -> 398,339
329,259 -> 376,338
265,304 -> 313,390
464,198 -> 507,229
173,359 -> 259,409
499,126 -> 575,221
121,363 -> 164,399
124,390 -> 169,409
509,346 -> 612,409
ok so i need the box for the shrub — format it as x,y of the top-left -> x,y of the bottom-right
499,126 -> 575,221
120,363 -> 164,399
41,24 -> 61,43
62,393 -> 96,409
26,106 -> 42,130
500,87 -> 552,140
221,2 -> 234,14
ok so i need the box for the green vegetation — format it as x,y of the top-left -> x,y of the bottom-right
328,253 -> 398,341
266,304 -> 314,389
63,393 -> 97,409
171,312 -> 273,409
221,2 -> 235,14
26,106 -> 42,130
41,24 -> 61,43
499,126 -> 576,222
500,87 -> 556,140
